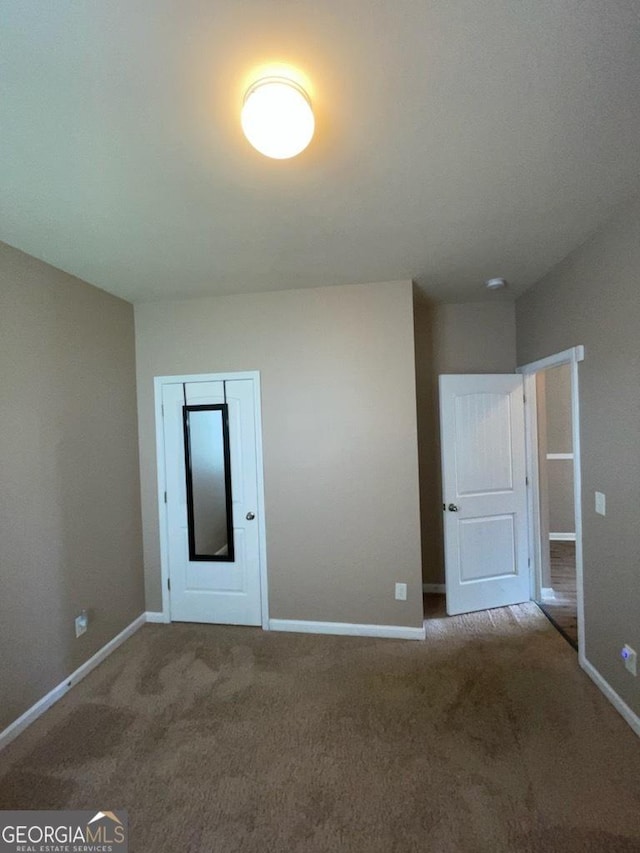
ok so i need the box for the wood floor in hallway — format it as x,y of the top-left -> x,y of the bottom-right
537,541 -> 578,649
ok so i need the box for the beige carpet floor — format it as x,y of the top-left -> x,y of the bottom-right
1,605 -> 640,852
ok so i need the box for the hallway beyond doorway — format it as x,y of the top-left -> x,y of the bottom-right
537,541 -> 578,649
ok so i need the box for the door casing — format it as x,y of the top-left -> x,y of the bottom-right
154,371 -> 269,628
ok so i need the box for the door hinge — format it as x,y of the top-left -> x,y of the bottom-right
528,558 -> 531,567
161,404 -> 164,417
167,577 -> 171,591
525,476 -> 529,486
164,491 -> 167,503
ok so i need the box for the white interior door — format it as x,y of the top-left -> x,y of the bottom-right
439,375 -> 529,615
163,378 -> 262,625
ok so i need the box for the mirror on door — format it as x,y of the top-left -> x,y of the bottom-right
183,404 -> 234,561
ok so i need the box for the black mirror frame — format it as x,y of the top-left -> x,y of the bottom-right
182,403 -> 235,562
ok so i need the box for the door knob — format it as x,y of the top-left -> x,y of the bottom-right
246,512 -> 255,521
447,503 -> 459,512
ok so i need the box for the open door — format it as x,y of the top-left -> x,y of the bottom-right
439,375 -> 529,616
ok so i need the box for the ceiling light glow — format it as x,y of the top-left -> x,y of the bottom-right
241,77 -> 315,159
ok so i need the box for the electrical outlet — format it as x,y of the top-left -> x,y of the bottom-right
595,491 -> 606,516
75,610 -> 88,638
395,582 -> 407,601
621,645 -> 637,677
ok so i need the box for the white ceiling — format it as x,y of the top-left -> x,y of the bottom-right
2,0 -> 639,303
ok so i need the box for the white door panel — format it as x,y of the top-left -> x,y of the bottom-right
440,375 -> 529,615
454,392 -> 514,495
163,378 -> 262,625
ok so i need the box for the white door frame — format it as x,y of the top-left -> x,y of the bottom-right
517,345 -> 585,653
154,371 -> 269,629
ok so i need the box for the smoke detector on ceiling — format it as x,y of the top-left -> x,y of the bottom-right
484,277 -> 508,290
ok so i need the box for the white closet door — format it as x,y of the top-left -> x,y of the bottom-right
163,379 -> 262,625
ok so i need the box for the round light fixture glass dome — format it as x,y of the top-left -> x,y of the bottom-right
484,277 -> 508,290
241,77 -> 315,159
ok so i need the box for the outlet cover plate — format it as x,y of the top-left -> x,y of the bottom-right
622,644 -> 637,676
75,611 -> 88,638
395,582 -> 407,601
595,491 -> 606,516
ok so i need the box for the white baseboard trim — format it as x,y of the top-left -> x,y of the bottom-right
549,532 -> 576,541
145,611 -> 170,623
423,583 -> 446,594
268,619 -> 426,641
0,613 -> 147,752
580,654 -> 640,739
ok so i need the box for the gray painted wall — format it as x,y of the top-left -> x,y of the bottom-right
547,462 -> 574,534
414,299 -> 517,584
0,242 -> 145,731
545,363 -> 572,453
516,196 -> 640,717
135,281 -> 424,628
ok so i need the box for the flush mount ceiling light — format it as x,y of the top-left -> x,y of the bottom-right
241,76 -> 315,159
484,277 -> 508,290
